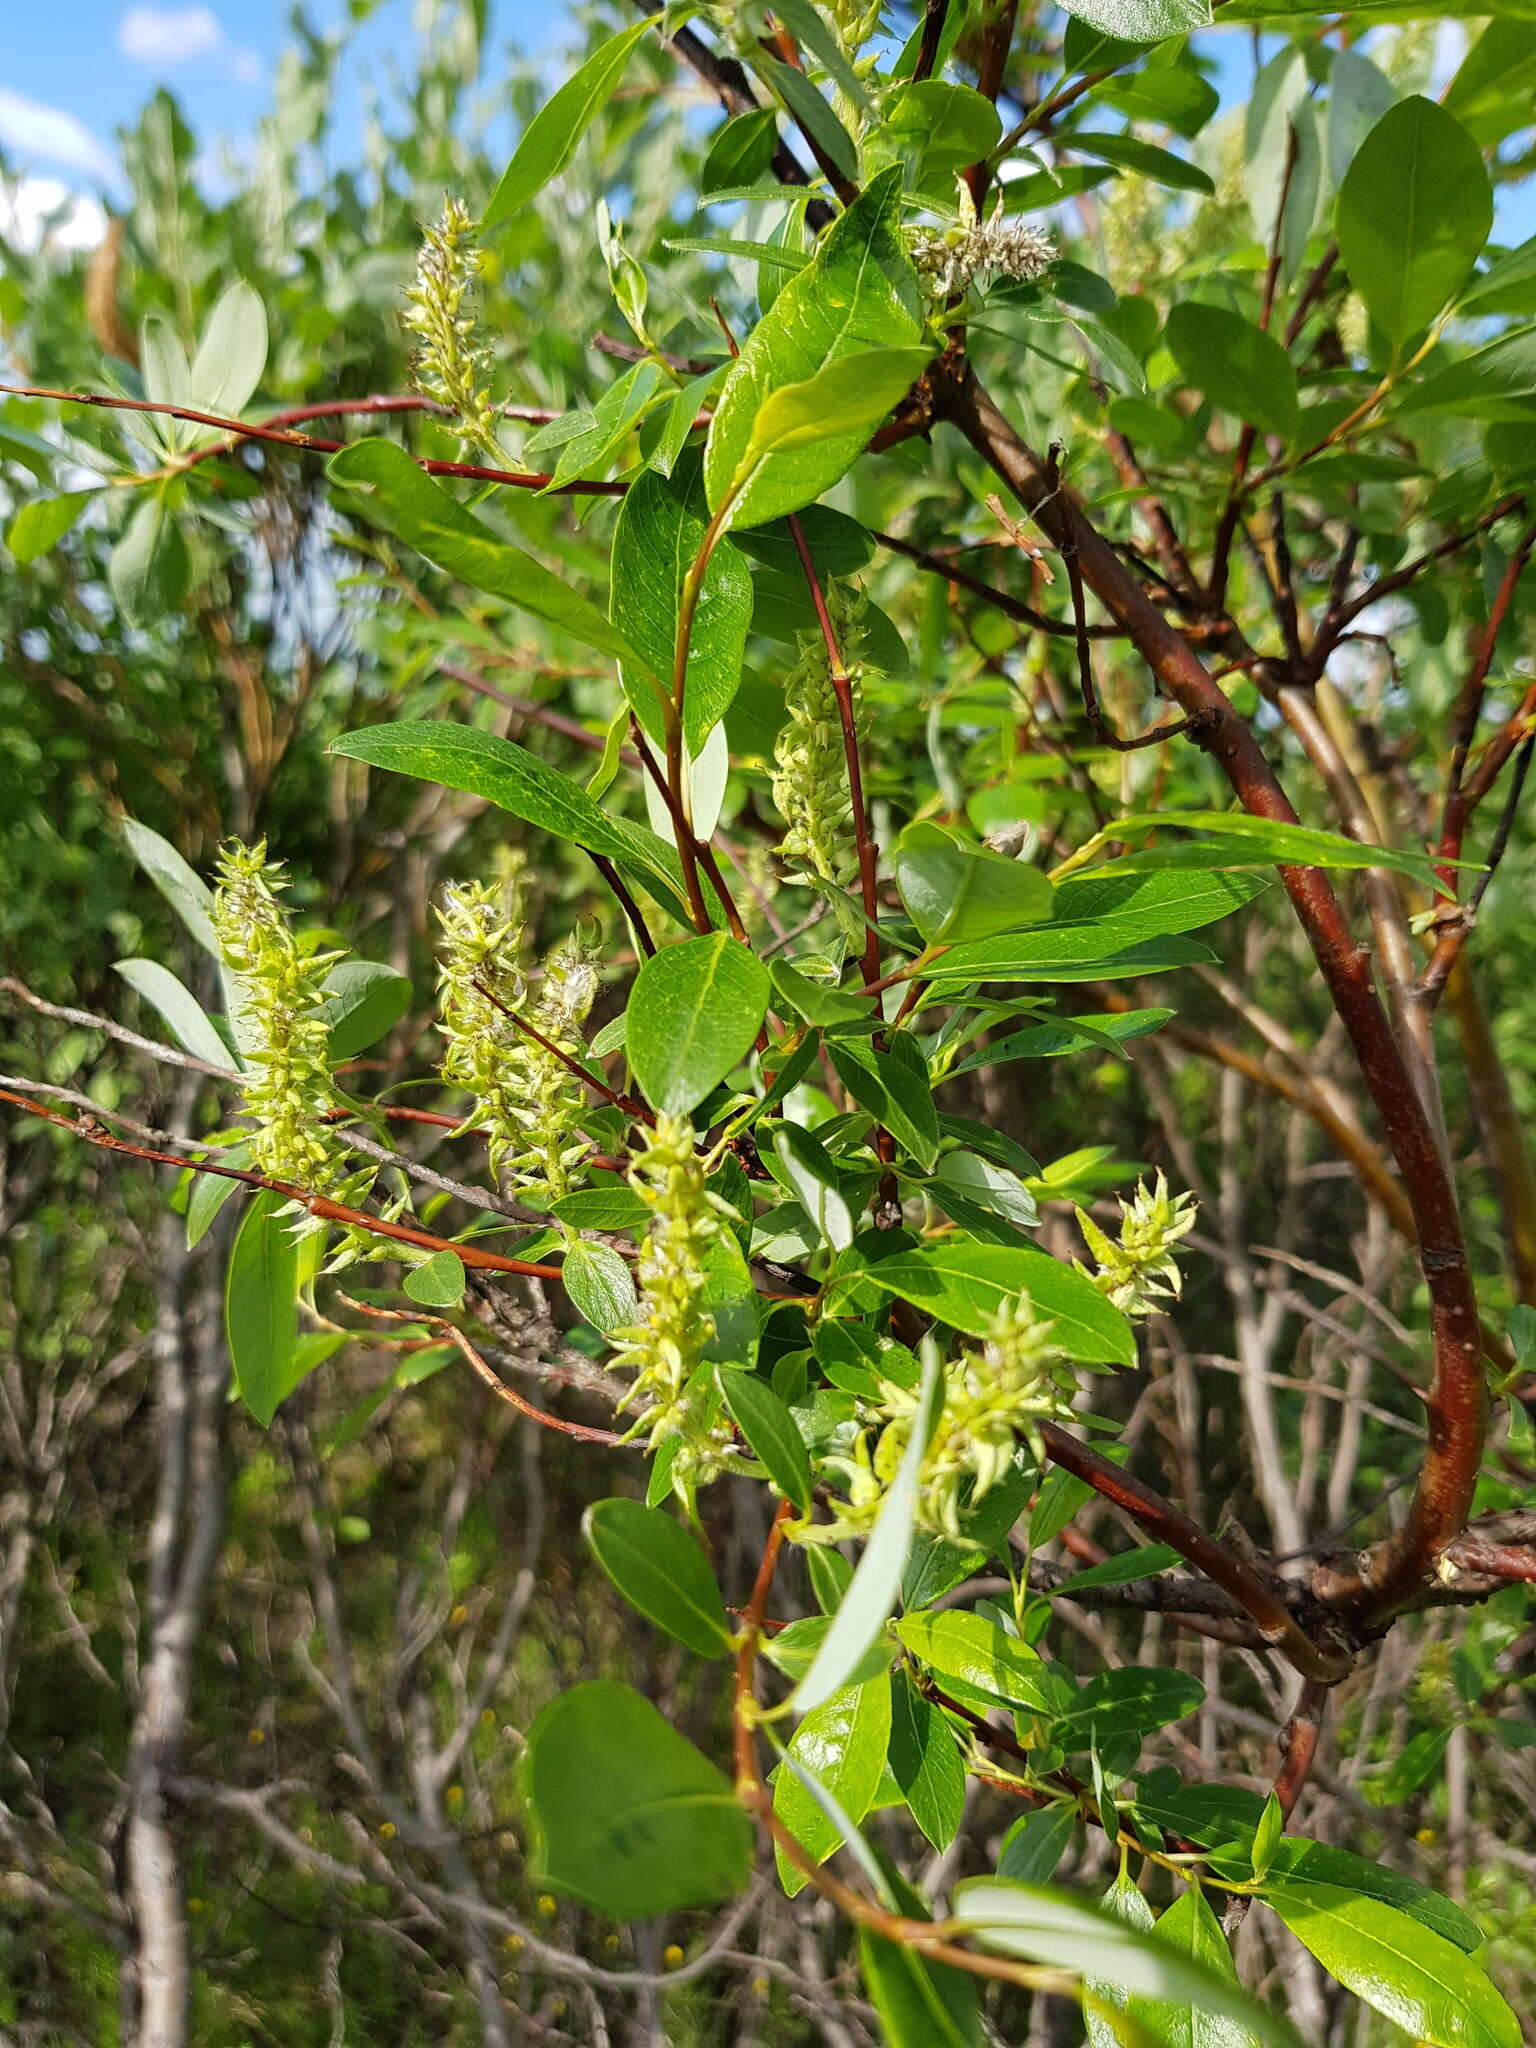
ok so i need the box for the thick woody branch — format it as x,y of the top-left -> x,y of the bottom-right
933,355 -> 1486,1623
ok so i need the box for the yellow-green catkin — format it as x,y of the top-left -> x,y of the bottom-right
610,1116 -> 736,1489
772,584 -> 869,886
403,196 -> 501,459
435,882 -> 599,1201
212,841 -> 349,1195
1078,1172 -> 1198,1317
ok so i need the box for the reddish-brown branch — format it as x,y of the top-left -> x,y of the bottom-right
1037,1423 -> 1351,1681
935,355 -> 1488,1628
469,977 -> 653,1123
0,1089 -> 566,1280
0,382 -> 627,495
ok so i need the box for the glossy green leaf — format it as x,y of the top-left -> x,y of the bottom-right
1057,0 -> 1209,35
610,465 -> 752,753
550,1185 -> 651,1231
1165,302 -> 1298,442
327,440 -> 649,673
225,1190 -> 299,1427
954,1879 -> 1300,2045
894,1609 -> 1055,1714
1263,1881 -> 1520,2048
483,15 -> 659,229
845,1241 -> 1136,1361
757,51 -> 859,182
888,1669 -> 965,1851
627,933 -> 769,1116
122,819 -> 221,959
931,1151 -> 1039,1231
741,346 -> 931,469
769,956 -> 874,1026
1044,1544 -> 1182,1595
881,80 -> 1002,180
1085,1871 -> 1158,2048
327,721 -> 687,912
770,0 -> 871,109
701,108 -> 780,194
1051,1666 -> 1206,1750
895,824 -> 1054,945
1131,1885 -> 1262,2048
402,1249 -> 466,1307
772,1121 -> 856,1253
951,1008 -> 1173,1074
1080,810 -> 1444,889
321,959 -> 412,1060
1445,19 -> 1536,145
720,1367 -> 814,1510
998,1805 -> 1076,1884
524,1680 -> 751,1916
1337,98 -> 1491,350
704,168 -> 922,531
1073,131 -> 1212,194
113,957 -> 236,1071
826,1039 -> 940,1171
858,1928 -> 984,2048
582,1499 -> 733,1656
795,1351 -> 941,1713
774,1677 -> 892,1893
762,1614 -> 893,1689
1397,325 -> 1536,419
6,490 -> 94,563
562,1239 -> 638,1333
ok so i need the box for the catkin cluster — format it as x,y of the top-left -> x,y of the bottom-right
435,881 -> 598,1201
212,842 -> 351,1197
772,583 -> 869,886
403,195 -> 501,459
909,187 -> 1056,302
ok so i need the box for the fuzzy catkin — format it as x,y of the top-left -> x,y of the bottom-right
772,584 -> 869,886
403,196 -> 501,458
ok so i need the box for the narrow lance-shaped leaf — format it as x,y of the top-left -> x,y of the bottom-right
483,15 -> 660,230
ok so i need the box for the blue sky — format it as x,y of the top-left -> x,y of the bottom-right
0,1 -> 549,233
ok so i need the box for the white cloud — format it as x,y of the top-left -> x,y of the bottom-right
0,176 -> 107,252
0,88 -> 116,182
118,7 -> 261,82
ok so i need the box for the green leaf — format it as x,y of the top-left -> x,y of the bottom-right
627,933 -> 769,1116
893,1609 -> 1055,1715
1050,1666 -> 1206,1751
772,1121 -> 856,1253
895,824 -> 1054,945
720,1368 -> 814,1511
321,959 -> 413,1060
1165,302 -> 1298,442
769,956 -> 874,1026
950,1008 -> 1172,1075
881,79 -> 1002,182
701,108 -> 780,194
524,1680 -> 751,1916
888,1669 -> 966,1851
858,1929 -> 984,2048
611,466 -> 753,753
1085,1872 -> 1159,2048
774,1677 -> 892,1893
1071,131 -> 1213,194
327,440 -> 650,674
1100,69 -> 1219,140
1336,98 -> 1491,351
1044,1544 -> 1182,1594
583,1499 -> 733,1656
1057,0 -> 1210,40
1397,325 -> 1536,419
928,870 -> 1267,982
186,1150 -> 248,1248
998,1806 -> 1076,1885
741,346 -> 930,471
327,721 -> 687,912
826,1038 -> 940,1171
1445,19 -> 1536,146
109,489 -> 190,625
122,819 -> 221,959
1083,809 -> 1442,888
931,1151 -> 1039,1231
483,15 -> 659,229
225,1190 -> 299,1427
757,51 -> 860,182
954,1879 -> 1300,2045
704,168 -> 922,531
186,280 -> 268,420
845,1241 -> 1136,1361
795,1351 -> 942,1713
1263,1881 -> 1520,2048
762,1614 -> 893,1688
113,958 -> 236,1071
403,1249 -> 467,1308
1359,1724 -> 1455,1808
6,490 -> 94,563
561,1239 -> 638,1333
771,0 -> 871,110
1132,1885 -> 1262,2048
551,1185 -> 651,1231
